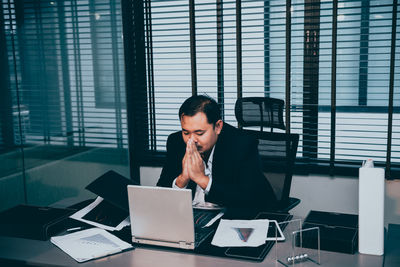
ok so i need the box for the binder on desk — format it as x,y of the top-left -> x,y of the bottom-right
85,170 -> 138,212
302,210 -> 358,254
69,170 -> 138,231
0,205 -> 75,240
195,211 -> 292,261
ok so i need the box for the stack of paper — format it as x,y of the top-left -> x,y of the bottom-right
51,228 -> 132,262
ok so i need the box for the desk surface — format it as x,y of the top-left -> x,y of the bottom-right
0,199 -> 385,267
0,234 -> 383,267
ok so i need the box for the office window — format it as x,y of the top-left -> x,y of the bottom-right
0,0 -> 129,209
143,0 -> 400,177
145,0 -> 192,151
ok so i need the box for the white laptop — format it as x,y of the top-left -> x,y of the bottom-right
127,185 -> 215,250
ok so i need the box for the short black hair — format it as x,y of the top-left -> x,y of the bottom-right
179,95 -> 221,124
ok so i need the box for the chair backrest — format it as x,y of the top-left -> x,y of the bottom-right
234,97 -> 285,132
235,97 -> 299,211
241,129 -> 299,209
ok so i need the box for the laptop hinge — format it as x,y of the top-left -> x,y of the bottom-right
179,241 -> 192,249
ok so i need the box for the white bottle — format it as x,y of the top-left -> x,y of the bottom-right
358,159 -> 385,255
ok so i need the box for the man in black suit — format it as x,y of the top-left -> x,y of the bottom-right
157,95 -> 277,211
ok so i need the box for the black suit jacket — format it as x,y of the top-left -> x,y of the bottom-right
157,123 -> 277,211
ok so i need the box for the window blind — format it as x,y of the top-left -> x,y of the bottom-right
1,0 -> 128,150
145,0 -> 191,151
143,0 -> 400,177
1,0 -> 399,178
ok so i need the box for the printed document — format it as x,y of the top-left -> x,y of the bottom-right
51,227 -> 132,262
211,219 -> 269,247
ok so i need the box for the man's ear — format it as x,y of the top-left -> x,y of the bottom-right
215,120 -> 223,135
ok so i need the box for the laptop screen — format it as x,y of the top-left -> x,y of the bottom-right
127,185 -> 195,248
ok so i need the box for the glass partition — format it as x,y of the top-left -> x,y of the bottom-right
0,0 -> 129,211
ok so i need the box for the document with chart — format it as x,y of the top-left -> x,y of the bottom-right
51,227 -> 133,262
211,219 -> 270,247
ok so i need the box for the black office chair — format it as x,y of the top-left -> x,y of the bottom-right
235,97 -> 300,213
235,97 -> 285,132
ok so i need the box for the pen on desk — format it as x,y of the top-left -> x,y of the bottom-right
67,227 -> 83,232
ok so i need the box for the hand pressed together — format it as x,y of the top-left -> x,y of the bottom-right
176,138 -> 210,190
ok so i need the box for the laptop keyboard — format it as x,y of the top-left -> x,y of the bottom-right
193,209 -> 221,247
194,227 -> 214,247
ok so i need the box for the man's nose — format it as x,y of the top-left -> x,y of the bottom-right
188,134 -> 197,143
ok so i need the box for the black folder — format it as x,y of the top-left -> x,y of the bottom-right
194,211 -> 292,262
85,170 -> 138,212
302,210 -> 358,254
0,205 -> 75,240
77,170 -> 138,227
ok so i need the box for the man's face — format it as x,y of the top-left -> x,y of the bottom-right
180,112 -> 223,156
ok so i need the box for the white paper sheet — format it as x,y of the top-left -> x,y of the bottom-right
69,197 -> 130,231
211,219 -> 269,247
51,228 -> 132,262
